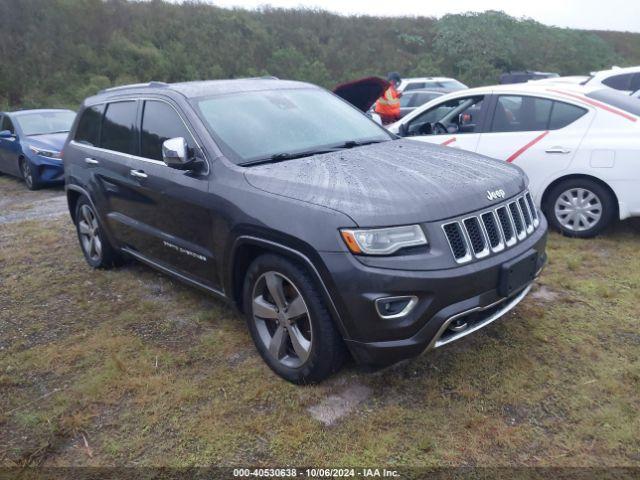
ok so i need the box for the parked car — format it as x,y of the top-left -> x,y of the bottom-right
64,79 -> 547,384
500,71 -> 559,84
528,76 -> 590,86
389,83 -> 640,237
0,109 -> 75,189
582,66 -> 640,94
397,77 -> 467,93
399,89 -> 444,118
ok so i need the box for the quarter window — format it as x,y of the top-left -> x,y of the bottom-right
100,101 -> 137,155
140,101 -> 195,161
74,105 -> 104,147
548,102 -> 587,130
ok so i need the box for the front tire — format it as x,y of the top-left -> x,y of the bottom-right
544,179 -> 616,238
74,197 -> 122,268
20,157 -> 40,190
243,254 -> 347,384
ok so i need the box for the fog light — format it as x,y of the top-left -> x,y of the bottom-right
375,296 -> 418,319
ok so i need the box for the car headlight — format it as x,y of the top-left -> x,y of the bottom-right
29,145 -> 62,159
340,225 -> 427,255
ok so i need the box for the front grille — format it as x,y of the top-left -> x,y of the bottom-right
509,201 -> 525,237
443,222 -> 468,261
481,212 -> 502,250
463,217 -> 488,256
518,197 -> 533,231
442,191 -> 540,264
525,192 -> 539,226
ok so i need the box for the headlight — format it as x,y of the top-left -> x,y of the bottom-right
340,225 -> 427,255
29,145 -> 62,159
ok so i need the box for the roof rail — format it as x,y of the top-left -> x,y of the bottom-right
99,81 -> 169,94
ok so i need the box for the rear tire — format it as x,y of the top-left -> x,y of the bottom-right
544,179 -> 616,238
242,254 -> 347,384
20,157 -> 40,190
74,196 -> 122,268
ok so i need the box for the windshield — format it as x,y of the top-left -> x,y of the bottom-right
194,88 -> 392,163
15,111 -> 76,136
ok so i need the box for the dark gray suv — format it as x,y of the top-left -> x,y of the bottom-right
63,78 -> 547,383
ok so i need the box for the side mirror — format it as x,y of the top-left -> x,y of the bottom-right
398,123 -> 408,137
0,130 -> 14,139
459,113 -> 472,125
162,137 -> 189,168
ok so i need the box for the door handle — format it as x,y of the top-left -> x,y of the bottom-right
545,147 -> 571,154
84,157 -> 99,165
130,169 -> 148,179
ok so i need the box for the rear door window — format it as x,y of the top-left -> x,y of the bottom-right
491,96 -> 553,132
140,100 -> 196,161
100,101 -> 138,155
74,105 -> 104,147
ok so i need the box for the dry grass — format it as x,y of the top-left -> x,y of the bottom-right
0,175 -> 638,468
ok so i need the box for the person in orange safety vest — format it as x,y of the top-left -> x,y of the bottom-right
375,72 -> 402,124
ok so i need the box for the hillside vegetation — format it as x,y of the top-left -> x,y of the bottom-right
1,0 -> 639,109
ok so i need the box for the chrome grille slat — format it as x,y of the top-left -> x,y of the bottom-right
443,191 -> 539,264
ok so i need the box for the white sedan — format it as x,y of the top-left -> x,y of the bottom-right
389,83 -> 640,237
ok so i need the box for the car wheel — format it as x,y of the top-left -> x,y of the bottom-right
74,197 -> 122,268
243,254 -> 347,384
19,157 -> 40,190
544,179 -> 615,238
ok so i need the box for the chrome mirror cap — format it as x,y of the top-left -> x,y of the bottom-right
162,137 -> 188,167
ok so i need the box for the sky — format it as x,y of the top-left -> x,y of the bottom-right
193,0 -> 640,33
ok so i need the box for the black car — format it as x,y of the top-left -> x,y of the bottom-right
499,71 -> 559,84
63,79 -> 548,383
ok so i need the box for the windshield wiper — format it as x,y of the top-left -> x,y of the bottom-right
240,139 -> 388,167
240,148 -> 337,166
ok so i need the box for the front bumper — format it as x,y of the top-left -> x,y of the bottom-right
320,216 -> 548,366
28,154 -> 64,184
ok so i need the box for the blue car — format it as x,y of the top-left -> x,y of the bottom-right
0,109 -> 76,190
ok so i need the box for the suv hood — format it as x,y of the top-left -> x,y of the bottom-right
333,77 -> 389,112
244,139 -> 526,226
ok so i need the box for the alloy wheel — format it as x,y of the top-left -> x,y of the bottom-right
554,187 -> 603,232
78,204 -> 102,262
251,271 -> 313,368
20,159 -> 33,189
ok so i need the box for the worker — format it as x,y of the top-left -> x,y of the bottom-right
375,72 -> 402,124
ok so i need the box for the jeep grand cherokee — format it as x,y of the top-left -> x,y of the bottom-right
63,78 -> 547,383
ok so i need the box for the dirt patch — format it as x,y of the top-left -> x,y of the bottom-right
0,195 -> 67,225
530,285 -> 560,302
307,383 -> 372,426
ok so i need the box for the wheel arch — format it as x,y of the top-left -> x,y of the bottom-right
541,173 -> 620,218
227,235 -> 349,340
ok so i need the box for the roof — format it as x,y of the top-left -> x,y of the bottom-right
4,108 -> 74,116
89,77 -> 317,103
590,65 -> 640,77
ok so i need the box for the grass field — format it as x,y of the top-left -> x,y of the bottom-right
0,175 -> 638,468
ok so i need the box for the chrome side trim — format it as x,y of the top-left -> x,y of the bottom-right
122,247 -> 226,299
375,295 -> 418,320
427,283 -> 532,350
